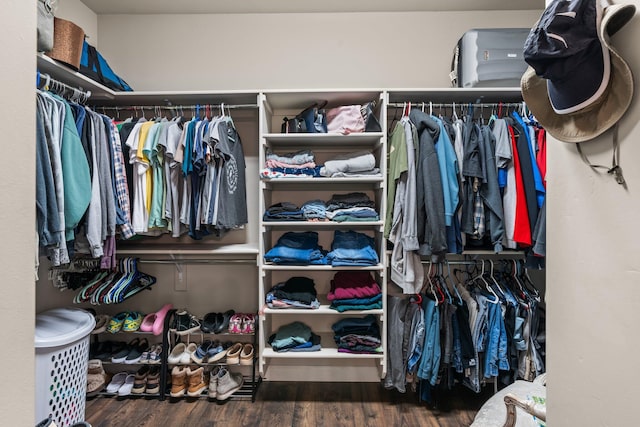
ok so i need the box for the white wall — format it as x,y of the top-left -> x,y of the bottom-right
546,3 -> 640,426
1,1 -> 35,426
56,0 -> 98,45
95,11 -> 542,90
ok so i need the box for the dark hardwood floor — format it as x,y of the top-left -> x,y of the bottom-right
85,382 -> 491,427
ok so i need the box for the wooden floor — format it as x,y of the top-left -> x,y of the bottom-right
85,382 -> 491,427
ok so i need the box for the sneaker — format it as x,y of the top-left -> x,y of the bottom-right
146,366 -> 161,394
123,311 -> 144,332
208,366 -> 220,398
186,366 -> 207,397
147,344 -> 163,364
241,314 -> 256,334
226,342 -> 243,365
216,367 -> 244,401
131,365 -> 150,394
125,338 -> 149,364
228,314 -> 243,334
171,310 -> 202,335
170,365 -> 187,397
107,312 -> 128,334
240,344 -> 254,366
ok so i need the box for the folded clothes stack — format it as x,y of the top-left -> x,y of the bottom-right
327,271 -> 383,312
266,276 -> 320,310
268,321 -> 321,352
332,314 -> 382,354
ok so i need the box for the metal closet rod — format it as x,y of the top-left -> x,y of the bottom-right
387,102 -> 526,109
137,258 -> 256,265
37,71 -> 92,103
96,103 -> 258,111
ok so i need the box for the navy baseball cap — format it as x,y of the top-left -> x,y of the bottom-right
521,0 -> 635,142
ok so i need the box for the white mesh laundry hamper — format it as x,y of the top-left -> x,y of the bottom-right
35,308 -> 95,427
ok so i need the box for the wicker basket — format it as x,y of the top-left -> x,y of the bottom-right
45,17 -> 85,70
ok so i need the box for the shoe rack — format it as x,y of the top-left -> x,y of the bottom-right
162,309 -> 261,402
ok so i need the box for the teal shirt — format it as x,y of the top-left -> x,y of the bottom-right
54,95 -> 91,240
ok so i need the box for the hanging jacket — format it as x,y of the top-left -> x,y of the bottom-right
409,109 -> 447,260
479,125 -> 505,252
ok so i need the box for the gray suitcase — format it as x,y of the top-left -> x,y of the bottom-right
450,28 -> 530,88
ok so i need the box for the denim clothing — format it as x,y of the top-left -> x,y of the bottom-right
271,166 -> 322,177
406,302 -> 425,375
301,199 -> 327,220
275,333 -> 322,352
484,301 -> 510,378
417,298 -> 441,386
264,231 -> 327,265
332,215 -> 380,222
326,207 -> 378,220
326,230 -> 379,266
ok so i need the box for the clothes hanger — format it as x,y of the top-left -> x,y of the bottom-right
444,260 -> 463,306
436,263 -> 453,305
472,260 -> 499,304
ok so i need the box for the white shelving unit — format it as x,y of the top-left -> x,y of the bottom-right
257,91 -> 388,382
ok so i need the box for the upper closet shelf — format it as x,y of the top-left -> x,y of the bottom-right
37,53 -> 116,101
388,87 -> 523,104
37,54 -> 260,107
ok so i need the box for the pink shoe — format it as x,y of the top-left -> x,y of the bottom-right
140,304 -> 173,335
241,314 -> 255,334
228,313 -> 242,334
139,312 -> 156,333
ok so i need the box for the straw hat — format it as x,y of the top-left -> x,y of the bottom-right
520,0 -> 635,143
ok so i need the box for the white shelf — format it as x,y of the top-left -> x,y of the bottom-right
37,53 -> 116,101
263,132 -> 383,147
262,221 -> 383,229
261,177 -> 383,185
263,305 -> 383,315
117,243 -> 259,258
261,264 -> 385,271
263,330 -> 384,360
262,347 -> 384,359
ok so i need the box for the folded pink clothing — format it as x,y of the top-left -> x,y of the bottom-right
331,271 -> 377,289
265,159 -> 317,169
327,283 -> 382,301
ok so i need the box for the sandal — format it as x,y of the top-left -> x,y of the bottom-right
139,312 -> 156,333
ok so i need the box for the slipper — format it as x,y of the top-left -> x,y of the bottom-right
106,372 -> 128,394
117,374 -> 136,396
139,312 -> 156,333
200,312 -> 218,333
214,310 -> 235,334
153,303 -> 173,336
92,314 -> 110,335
